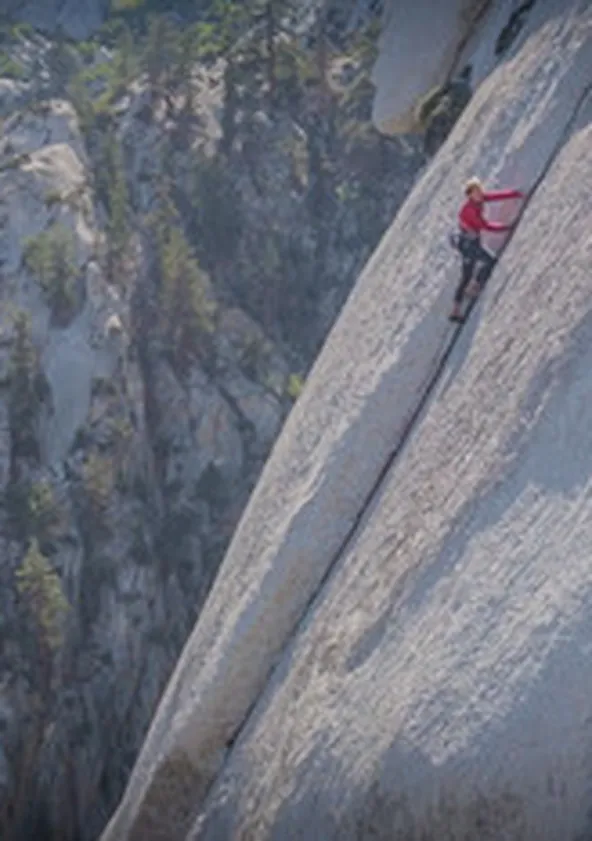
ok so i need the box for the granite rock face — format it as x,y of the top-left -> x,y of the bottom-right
194,96 -> 592,841
99,1 -> 592,840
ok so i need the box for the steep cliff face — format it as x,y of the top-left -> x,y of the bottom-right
98,1 -> 592,839
0,7 -> 422,841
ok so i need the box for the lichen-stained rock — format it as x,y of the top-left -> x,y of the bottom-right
0,79 -> 30,118
117,73 -> 224,217
0,99 -> 88,163
98,3 -> 592,841
215,308 -> 288,456
219,371 -> 283,456
191,91 -> 592,841
150,359 -> 244,496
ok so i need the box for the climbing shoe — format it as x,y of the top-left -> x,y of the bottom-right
449,303 -> 465,323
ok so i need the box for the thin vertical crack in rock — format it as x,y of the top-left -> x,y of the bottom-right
194,81 -> 592,824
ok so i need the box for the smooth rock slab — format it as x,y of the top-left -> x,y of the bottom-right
192,88 -> 592,841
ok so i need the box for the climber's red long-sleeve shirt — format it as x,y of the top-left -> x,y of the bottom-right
459,188 -> 524,234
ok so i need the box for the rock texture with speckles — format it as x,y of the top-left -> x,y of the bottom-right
192,90 -> 592,841
99,2 -> 592,840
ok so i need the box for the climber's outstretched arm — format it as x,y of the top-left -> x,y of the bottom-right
483,188 -> 525,202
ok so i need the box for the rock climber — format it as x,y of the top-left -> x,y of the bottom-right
449,177 -> 524,323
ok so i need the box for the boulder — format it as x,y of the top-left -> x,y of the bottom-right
371,0 -> 491,133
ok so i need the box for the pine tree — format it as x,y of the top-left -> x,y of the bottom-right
159,224 -> 217,370
102,135 -> 130,281
67,73 -> 96,139
113,21 -> 138,89
9,310 -> 41,458
22,224 -> 78,323
143,14 -> 177,98
16,538 -> 69,654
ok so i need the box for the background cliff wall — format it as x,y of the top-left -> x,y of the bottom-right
0,5 -> 424,841
98,1 -> 592,839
